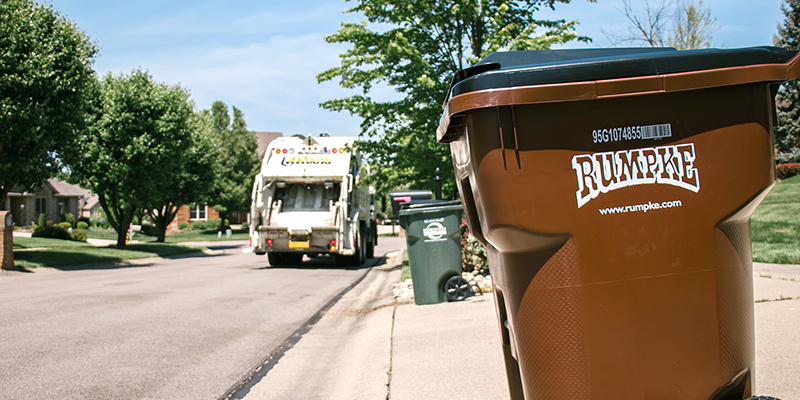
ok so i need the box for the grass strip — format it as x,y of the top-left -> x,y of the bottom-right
751,175 -> 800,264
13,243 -> 206,269
399,250 -> 411,281
13,236 -> 93,249
86,228 -> 249,242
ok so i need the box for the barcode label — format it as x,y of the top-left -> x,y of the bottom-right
641,123 -> 672,140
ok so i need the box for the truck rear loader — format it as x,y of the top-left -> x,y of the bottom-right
247,134 -> 376,266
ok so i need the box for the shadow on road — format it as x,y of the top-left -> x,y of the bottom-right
254,255 -> 381,272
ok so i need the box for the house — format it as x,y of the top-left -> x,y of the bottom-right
172,131 -> 283,229
4,178 -> 88,227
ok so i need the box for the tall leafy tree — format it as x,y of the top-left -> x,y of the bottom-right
145,111 -> 219,242
206,101 -> 259,228
0,0 -> 97,207
774,0 -> 800,163
317,0 -> 591,201
66,70 -> 196,247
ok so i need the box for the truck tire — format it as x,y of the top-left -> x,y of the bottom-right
366,233 -> 375,258
336,227 -> 363,267
267,252 -> 282,266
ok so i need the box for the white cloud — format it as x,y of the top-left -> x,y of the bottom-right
95,32 -> 379,135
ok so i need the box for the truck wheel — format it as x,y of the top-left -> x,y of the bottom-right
267,252 -> 282,266
336,228 -> 362,267
366,240 -> 375,259
358,227 -> 367,264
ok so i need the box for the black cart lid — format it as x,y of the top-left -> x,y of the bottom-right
450,46 -> 798,97
438,46 -> 800,143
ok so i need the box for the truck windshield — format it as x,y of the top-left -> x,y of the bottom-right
276,183 -> 340,211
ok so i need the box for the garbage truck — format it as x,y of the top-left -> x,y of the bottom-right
248,134 -> 376,266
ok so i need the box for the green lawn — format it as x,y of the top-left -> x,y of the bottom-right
12,236 -> 206,269
86,227 -> 249,243
751,175 -> 800,264
14,236 -> 93,249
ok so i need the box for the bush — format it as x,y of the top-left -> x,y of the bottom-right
241,221 -> 249,230
205,218 -> 221,231
77,221 -> 89,230
89,214 -> 107,228
78,216 -> 91,226
32,225 -> 72,241
776,163 -> 800,180
190,220 -> 207,230
178,221 -> 189,230
58,221 -> 72,230
71,228 -> 88,242
460,220 -> 489,274
38,213 -> 46,227
63,212 -> 76,227
139,223 -> 158,237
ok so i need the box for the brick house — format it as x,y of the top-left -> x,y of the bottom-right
172,131 -> 282,230
3,179 -> 88,227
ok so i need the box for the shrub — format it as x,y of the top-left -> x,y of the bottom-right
78,216 -> 91,226
89,214 -> 107,228
77,221 -> 89,230
38,213 -> 46,227
205,218 -> 221,231
32,225 -> 72,241
63,212 -> 76,227
58,221 -> 72,230
178,221 -> 189,230
460,219 -> 489,274
139,223 -> 158,237
71,228 -> 88,242
190,220 -> 207,230
776,163 -> 800,180
241,221 -> 249,230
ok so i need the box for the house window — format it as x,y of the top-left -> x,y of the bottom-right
58,201 -> 65,216
35,197 -> 46,215
189,204 -> 207,220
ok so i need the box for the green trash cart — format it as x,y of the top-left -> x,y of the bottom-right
398,201 -> 466,305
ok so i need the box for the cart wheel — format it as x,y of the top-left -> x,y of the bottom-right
445,276 -> 470,302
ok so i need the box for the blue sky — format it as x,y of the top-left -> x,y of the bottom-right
48,0 -> 786,136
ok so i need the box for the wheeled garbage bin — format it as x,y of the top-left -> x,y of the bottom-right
398,201 -> 465,305
436,47 -> 800,399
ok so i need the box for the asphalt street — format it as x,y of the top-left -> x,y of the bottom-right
0,237 -> 406,400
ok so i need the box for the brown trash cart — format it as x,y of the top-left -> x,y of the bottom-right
437,47 -> 800,400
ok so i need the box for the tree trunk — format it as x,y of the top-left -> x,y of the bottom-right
115,208 -> 135,248
149,204 -> 178,243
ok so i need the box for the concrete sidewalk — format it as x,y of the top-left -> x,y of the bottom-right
233,256 -> 799,400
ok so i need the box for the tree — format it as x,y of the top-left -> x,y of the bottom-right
66,70 -> 197,247
0,0 -> 97,207
774,0 -> 800,163
205,101 -> 259,228
317,0 -> 591,202
145,112 -> 219,242
603,0 -> 719,50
